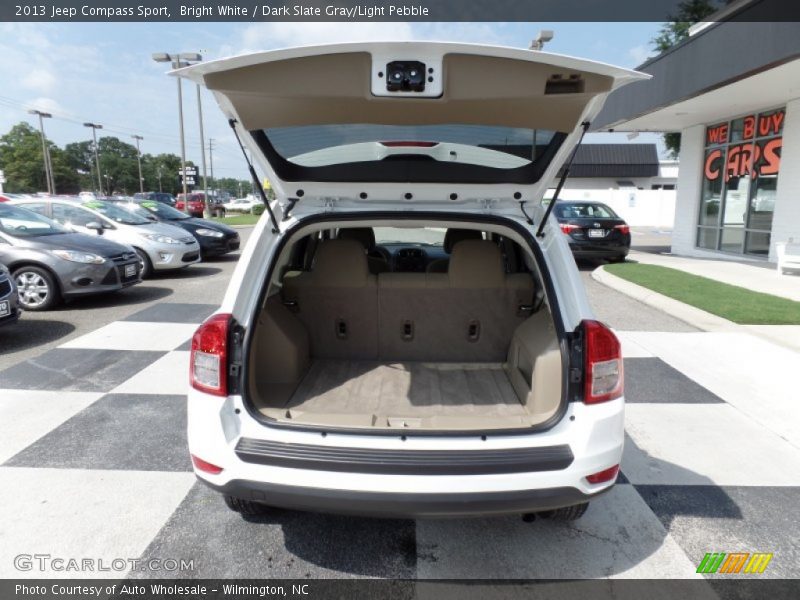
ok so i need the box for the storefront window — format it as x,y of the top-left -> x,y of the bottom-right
699,149 -> 723,226
697,108 -> 784,256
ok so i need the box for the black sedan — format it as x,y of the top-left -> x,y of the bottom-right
554,201 -> 631,262
116,200 -> 240,258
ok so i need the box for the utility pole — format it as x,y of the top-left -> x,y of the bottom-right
132,135 -> 144,193
157,166 -> 163,192
28,110 -> 54,194
196,84 -> 209,217
83,122 -> 103,195
208,138 -> 214,185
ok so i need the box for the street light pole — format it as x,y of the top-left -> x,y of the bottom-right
196,83 -> 210,217
132,135 -> 144,193
83,122 -> 103,195
28,110 -> 54,195
152,52 -> 202,215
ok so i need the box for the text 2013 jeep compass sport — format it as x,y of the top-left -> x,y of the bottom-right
180,42 -> 646,519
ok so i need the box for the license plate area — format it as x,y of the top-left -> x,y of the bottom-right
124,264 -> 137,278
588,229 -> 606,238
0,300 -> 9,317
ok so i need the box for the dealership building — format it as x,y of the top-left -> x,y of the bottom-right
595,0 -> 799,263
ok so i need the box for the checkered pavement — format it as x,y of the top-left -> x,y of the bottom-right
1,303 -> 798,580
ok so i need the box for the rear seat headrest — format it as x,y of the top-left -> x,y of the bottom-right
443,228 -> 482,253
311,239 -> 371,287
448,240 -> 505,288
337,227 -> 375,250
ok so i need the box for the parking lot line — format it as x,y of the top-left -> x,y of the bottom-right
59,321 -> 198,351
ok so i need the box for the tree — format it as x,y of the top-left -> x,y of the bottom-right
651,0 -> 725,157
64,140 -> 96,192
0,122 -> 78,194
96,136 -> 140,195
651,0 -> 719,53
141,153 -> 191,195
212,176 -> 253,198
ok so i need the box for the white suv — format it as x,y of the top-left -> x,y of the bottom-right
181,42 -> 644,519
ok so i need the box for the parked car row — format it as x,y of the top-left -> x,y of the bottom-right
222,195 -> 260,213
108,198 -> 240,259
0,195 -> 240,316
176,192 -> 227,218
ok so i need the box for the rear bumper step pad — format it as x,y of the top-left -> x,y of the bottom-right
235,437 -> 574,475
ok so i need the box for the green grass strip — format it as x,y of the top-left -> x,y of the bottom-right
211,214 -> 260,226
604,263 -> 800,325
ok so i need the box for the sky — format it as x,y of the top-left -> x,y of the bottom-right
0,21 -> 664,183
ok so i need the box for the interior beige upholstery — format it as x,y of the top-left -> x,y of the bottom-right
337,227 -> 390,274
377,240 -> 533,362
426,229 -> 483,273
447,239 -> 505,287
203,51 -> 615,132
306,238 -> 371,287
282,239 -> 378,359
253,232 -> 560,431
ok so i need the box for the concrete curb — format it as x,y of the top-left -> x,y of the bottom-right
592,266 -> 739,332
593,266 -> 800,352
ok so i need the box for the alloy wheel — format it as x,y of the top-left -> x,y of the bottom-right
15,270 -> 50,308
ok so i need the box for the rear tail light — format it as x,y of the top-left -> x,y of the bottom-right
190,313 -> 231,396
583,320 -> 623,403
191,454 -> 223,475
560,223 -> 579,234
586,464 -> 619,484
614,224 -> 630,235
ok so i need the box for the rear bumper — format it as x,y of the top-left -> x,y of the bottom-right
569,245 -> 629,259
200,477 -> 610,518
188,392 -> 625,517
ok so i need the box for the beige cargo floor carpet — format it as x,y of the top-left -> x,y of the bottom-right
284,359 -> 524,417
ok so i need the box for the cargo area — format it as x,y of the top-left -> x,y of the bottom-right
246,225 -> 564,431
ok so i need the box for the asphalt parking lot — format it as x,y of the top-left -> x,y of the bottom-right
0,226 -> 797,581
0,230 -> 249,371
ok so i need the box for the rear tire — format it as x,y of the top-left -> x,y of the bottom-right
223,494 -> 272,516
538,502 -> 589,521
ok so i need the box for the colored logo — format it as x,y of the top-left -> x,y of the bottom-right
696,552 -> 773,574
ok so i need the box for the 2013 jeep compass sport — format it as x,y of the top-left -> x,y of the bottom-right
181,42 -> 646,519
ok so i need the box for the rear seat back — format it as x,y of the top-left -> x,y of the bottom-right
378,240 -> 534,362
282,239 -> 378,360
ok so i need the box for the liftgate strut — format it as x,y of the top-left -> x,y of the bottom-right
228,118 -> 281,234
535,121 -> 590,238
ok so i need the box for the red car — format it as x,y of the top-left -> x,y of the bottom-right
176,193 -> 226,218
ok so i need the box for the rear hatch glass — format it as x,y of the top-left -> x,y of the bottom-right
256,124 -> 563,184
